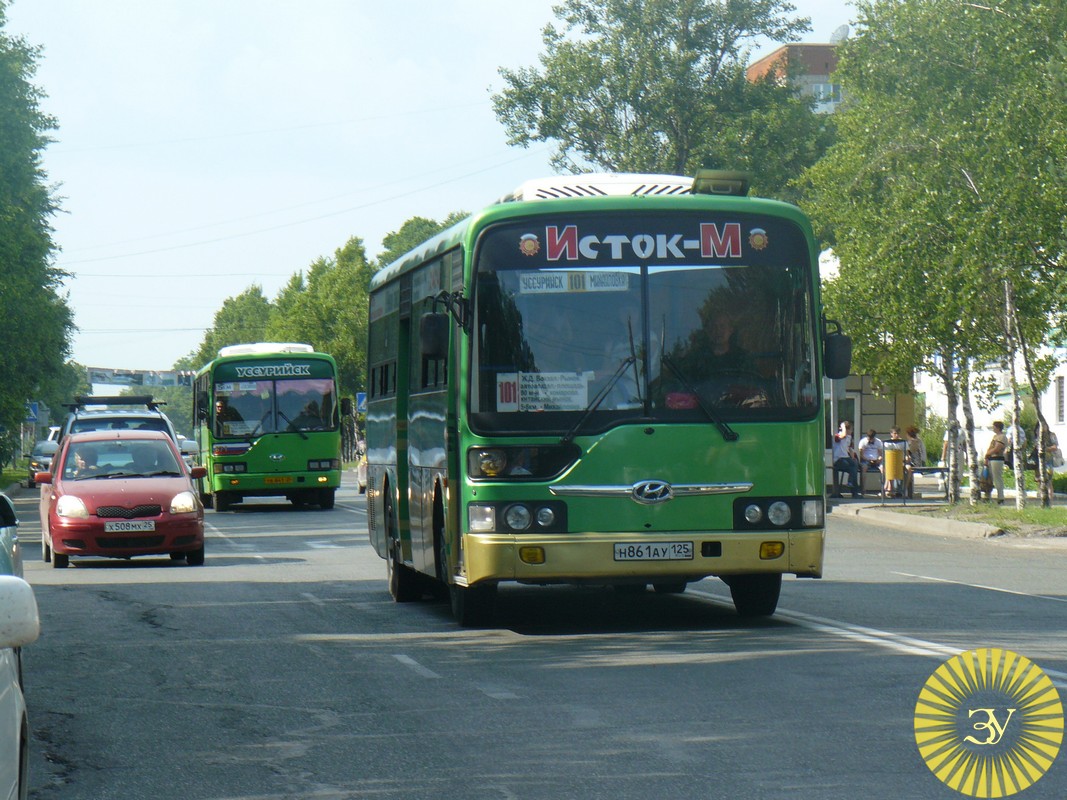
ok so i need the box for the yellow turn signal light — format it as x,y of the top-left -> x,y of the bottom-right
759,541 -> 785,560
519,546 -> 545,565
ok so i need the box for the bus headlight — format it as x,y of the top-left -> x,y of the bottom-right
535,507 -> 556,527
504,504 -> 532,531
767,502 -> 792,526
732,497 -> 823,530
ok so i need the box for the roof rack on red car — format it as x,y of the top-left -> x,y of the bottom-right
65,395 -> 167,411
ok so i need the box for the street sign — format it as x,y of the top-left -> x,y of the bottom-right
356,392 -> 367,413
25,402 -> 38,423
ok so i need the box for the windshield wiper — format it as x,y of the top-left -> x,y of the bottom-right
660,353 -> 739,442
278,410 -> 309,440
560,356 -> 636,444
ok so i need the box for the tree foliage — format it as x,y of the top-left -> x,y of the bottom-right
377,212 -> 468,267
492,0 -> 829,199
189,286 -> 272,370
0,2 -> 73,439
803,0 -> 1067,503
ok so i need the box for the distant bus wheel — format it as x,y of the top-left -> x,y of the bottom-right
318,489 -> 336,510
214,491 -> 233,512
385,494 -> 421,602
725,574 -> 782,617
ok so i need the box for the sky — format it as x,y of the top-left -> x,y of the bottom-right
5,0 -> 855,373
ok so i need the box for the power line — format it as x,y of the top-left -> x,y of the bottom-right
58,146 -> 551,269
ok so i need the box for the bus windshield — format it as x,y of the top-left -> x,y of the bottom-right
213,377 -> 338,438
470,212 -> 819,433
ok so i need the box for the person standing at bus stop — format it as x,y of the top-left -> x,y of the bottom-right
984,421 -> 1009,504
832,421 -> 861,498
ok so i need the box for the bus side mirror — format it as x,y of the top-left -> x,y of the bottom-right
420,312 -> 450,360
824,333 -> 852,380
341,398 -> 353,417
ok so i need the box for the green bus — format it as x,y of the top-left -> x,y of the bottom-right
193,343 -> 347,511
366,171 -> 851,625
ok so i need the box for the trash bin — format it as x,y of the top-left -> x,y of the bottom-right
884,440 -> 906,482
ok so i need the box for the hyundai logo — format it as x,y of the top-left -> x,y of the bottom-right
632,480 -> 673,504
269,453 -> 285,462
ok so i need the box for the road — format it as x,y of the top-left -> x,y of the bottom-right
8,483 -> 1067,799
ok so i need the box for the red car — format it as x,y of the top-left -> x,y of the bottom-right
36,430 -> 207,568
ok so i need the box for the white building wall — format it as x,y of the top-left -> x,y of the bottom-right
916,347 -> 1067,454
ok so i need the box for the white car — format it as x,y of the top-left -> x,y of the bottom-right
0,577 -> 40,800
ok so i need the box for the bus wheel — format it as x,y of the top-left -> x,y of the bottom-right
449,583 -> 496,628
387,541 -> 422,602
318,489 -> 336,510
724,574 -> 781,617
385,494 -> 421,602
214,491 -> 233,512
653,581 -> 687,594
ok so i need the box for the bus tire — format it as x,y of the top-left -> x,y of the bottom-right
653,581 -> 687,594
449,583 -> 496,627
385,493 -> 421,602
725,574 -> 781,617
214,491 -> 233,512
318,489 -> 335,510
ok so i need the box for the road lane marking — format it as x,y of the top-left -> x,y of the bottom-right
393,654 -> 441,679
689,588 -> 1067,689
893,571 -> 1067,603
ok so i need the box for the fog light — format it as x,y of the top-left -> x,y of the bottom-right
504,504 -> 532,531
535,507 -> 556,527
519,546 -> 545,564
767,501 -> 792,526
760,541 -> 785,560
469,504 -> 495,532
743,504 -> 763,524
317,475 -> 328,483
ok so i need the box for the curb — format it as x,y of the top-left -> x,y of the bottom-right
832,502 -> 1003,539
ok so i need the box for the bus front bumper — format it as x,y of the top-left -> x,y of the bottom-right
460,529 -> 824,586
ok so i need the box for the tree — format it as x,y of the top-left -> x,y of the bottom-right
803,0 -> 1067,505
0,2 -> 74,440
377,213 -> 468,268
492,0 -> 826,198
190,286 -> 271,369
264,236 -> 374,402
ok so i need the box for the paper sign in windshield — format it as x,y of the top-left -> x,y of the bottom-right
517,271 -> 630,294
497,372 -> 593,412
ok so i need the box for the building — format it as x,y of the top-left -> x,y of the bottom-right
746,43 -> 844,114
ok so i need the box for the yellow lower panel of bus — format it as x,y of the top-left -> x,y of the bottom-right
462,529 -> 824,585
